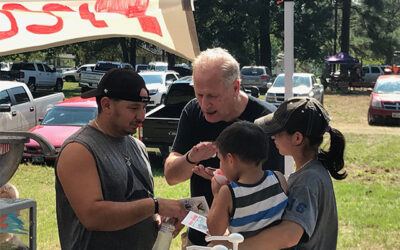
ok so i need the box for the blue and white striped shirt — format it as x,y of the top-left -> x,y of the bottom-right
228,170 -> 288,238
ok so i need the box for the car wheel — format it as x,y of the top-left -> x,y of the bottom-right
27,78 -> 36,92
65,76 -> 75,82
54,79 -> 63,92
368,112 -> 376,125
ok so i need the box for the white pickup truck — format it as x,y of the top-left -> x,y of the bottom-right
0,81 -> 64,131
10,62 -> 64,92
79,61 -> 133,92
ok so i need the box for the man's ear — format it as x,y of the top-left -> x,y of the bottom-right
100,97 -> 112,113
233,80 -> 240,94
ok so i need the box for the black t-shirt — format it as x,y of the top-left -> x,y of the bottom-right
172,96 -> 284,245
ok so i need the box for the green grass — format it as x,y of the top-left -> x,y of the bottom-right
335,181 -> 400,249
6,91 -> 400,249
62,81 -> 81,99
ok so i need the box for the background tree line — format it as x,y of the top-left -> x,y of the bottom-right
1,0 -> 400,75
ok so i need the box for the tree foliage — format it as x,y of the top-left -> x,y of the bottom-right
352,0 -> 400,64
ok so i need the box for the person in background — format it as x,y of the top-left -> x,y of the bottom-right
207,121 -> 288,244
237,97 -> 346,250
164,47 -> 284,246
55,68 -> 187,250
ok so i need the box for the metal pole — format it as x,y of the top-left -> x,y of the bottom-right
284,0 -> 295,178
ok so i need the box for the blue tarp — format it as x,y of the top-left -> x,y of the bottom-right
325,52 -> 359,64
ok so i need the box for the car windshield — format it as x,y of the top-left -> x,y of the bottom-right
155,66 -> 168,71
140,74 -> 163,84
241,68 -> 264,76
374,79 -> 400,93
137,65 -> 147,71
273,75 -> 311,88
41,106 -> 97,126
95,63 -> 120,71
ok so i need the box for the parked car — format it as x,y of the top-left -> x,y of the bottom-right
79,61 -> 133,92
140,77 -> 194,160
172,63 -> 192,76
1,62 -> 12,71
62,64 -> 95,82
23,96 -> 97,164
240,66 -> 270,94
0,80 -> 64,131
362,65 -> 385,86
139,70 -> 180,107
10,62 -> 64,92
265,73 -> 324,107
147,61 -> 168,71
367,74 -> 400,125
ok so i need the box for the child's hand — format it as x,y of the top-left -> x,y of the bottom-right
214,169 -> 229,185
211,172 -> 228,196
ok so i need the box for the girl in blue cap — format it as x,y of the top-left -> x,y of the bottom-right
239,97 -> 347,250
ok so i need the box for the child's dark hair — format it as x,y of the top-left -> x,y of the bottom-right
215,121 -> 268,166
286,124 -> 347,180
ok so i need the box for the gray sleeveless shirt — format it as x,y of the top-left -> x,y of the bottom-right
55,125 -> 157,250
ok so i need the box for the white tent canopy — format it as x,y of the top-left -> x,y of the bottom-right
0,0 -> 200,61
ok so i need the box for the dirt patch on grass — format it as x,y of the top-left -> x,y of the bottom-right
345,164 -> 400,186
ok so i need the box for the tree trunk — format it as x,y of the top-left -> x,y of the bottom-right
129,38 -> 137,67
120,38 -> 129,63
254,36 -> 260,65
341,0 -> 351,54
259,0 -> 271,70
167,52 -> 175,70
340,0 -> 351,77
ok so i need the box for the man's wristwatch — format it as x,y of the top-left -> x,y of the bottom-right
185,150 -> 197,165
153,197 -> 159,214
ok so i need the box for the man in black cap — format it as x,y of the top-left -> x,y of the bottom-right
55,68 -> 187,250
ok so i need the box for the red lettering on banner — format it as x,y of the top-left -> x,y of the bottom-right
93,0 -> 162,36
0,10 -> 18,40
79,3 -> 108,28
43,4 -> 75,12
95,0 -> 149,18
138,16 -> 162,36
3,3 -> 63,34
0,0 -> 163,40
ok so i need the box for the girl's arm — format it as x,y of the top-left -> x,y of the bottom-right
207,184 -> 232,236
238,220 -> 304,250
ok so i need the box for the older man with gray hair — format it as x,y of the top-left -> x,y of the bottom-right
164,47 -> 284,247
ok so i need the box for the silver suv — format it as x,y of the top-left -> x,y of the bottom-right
240,66 -> 270,93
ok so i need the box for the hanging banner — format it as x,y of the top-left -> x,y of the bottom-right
0,0 -> 200,61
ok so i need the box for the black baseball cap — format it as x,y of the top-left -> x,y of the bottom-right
255,97 -> 331,138
81,68 -> 150,103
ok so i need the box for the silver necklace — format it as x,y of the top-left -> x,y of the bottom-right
93,118 -> 105,134
93,118 -> 132,166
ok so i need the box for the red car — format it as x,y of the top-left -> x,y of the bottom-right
23,96 -> 97,165
368,74 -> 400,125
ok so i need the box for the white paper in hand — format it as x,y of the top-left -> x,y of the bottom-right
181,211 -> 208,234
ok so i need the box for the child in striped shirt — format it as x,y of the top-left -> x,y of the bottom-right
207,121 -> 288,241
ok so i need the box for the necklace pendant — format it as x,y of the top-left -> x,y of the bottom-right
124,156 -> 131,166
